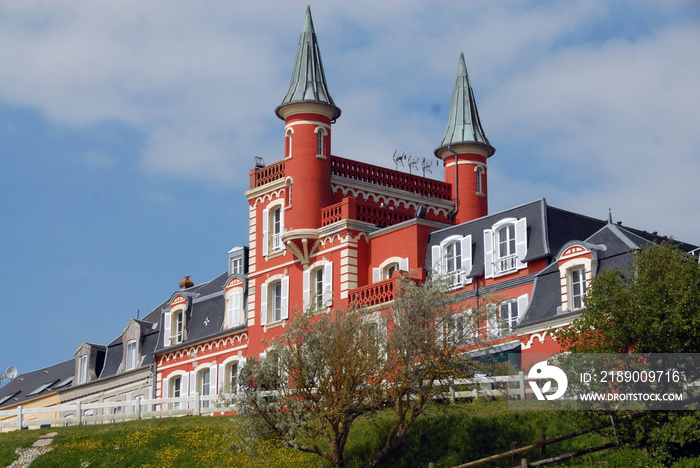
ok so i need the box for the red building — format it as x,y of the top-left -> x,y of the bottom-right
148,7 -> 698,404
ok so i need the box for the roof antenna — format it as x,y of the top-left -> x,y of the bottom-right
421,158 -> 436,177
393,150 -> 407,170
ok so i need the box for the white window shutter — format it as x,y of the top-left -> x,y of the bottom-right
461,235 -> 472,277
181,373 -> 190,397
163,312 -> 171,347
515,217 -> 528,266
323,262 -> 333,306
372,267 -> 382,283
483,229 -> 494,278
399,257 -> 409,271
232,292 -> 242,327
219,365 -> 226,393
517,294 -> 529,323
280,204 -> 285,237
431,245 -> 442,274
281,276 -> 289,320
302,269 -> 310,308
486,304 -> 498,338
260,283 -> 268,326
162,378 -> 169,399
261,208 -> 269,256
227,294 -> 234,328
210,364 -> 218,396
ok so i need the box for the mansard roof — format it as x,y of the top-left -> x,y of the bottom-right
275,6 -> 341,120
435,53 -> 494,156
518,222 -> 699,328
426,199 -> 607,277
155,271 -> 238,353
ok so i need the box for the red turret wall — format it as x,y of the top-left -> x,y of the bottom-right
283,112 -> 333,231
443,152 -> 488,223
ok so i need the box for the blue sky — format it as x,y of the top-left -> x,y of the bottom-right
1,0 -> 699,377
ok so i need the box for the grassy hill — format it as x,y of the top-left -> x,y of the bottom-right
0,401 -> 695,467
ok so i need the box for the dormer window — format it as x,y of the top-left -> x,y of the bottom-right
163,296 -> 188,347
78,355 -> 88,384
431,235 -> 472,289
173,310 -> 184,343
570,267 -> 586,309
484,218 -> 528,278
126,340 -> 137,370
231,257 -> 242,275
556,243 -> 597,313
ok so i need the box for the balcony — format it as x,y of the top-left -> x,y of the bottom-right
321,197 -> 414,228
349,279 -> 396,308
250,160 -> 285,189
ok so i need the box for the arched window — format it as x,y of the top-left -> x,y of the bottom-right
285,128 -> 293,159
316,127 -> 326,157
475,167 -> 484,195
569,267 -> 586,309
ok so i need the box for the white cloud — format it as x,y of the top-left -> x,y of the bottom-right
0,1 -> 697,241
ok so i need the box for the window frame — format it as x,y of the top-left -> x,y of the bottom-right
484,217 -> 528,278
260,276 -> 289,326
125,340 -> 138,370
78,355 -> 88,384
431,235 -> 472,288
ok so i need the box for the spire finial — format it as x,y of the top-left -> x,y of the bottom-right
275,7 -> 341,120
435,53 -> 494,156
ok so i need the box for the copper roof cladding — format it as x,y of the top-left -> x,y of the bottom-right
435,53 -> 494,156
275,6 -> 341,120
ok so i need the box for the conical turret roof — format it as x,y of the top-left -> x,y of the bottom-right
276,6 -> 341,120
435,53 -> 494,156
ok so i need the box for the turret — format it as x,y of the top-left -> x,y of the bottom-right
275,6 -> 340,237
435,53 -> 495,224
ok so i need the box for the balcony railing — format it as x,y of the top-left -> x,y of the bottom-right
349,279 -> 396,308
250,160 -> 285,188
494,253 -> 518,275
331,156 -> 451,200
321,197 -> 414,228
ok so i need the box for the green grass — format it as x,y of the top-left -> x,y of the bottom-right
1,401 -> 698,467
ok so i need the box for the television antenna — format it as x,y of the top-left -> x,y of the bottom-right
392,150 -> 408,170
421,158 -> 436,177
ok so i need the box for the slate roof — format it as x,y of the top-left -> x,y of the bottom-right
426,198 -> 607,277
436,53 -> 494,155
275,6 -> 340,120
0,359 -> 74,408
155,271 -> 239,353
518,221 -> 699,328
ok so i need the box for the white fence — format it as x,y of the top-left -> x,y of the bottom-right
0,372 -> 531,431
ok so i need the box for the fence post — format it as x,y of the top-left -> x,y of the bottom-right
194,393 -> 201,416
76,401 -> 82,426
17,406 -> 23,431
518,371 -> 526,400
449,377 -> 456,404
136,396 -> 143,421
